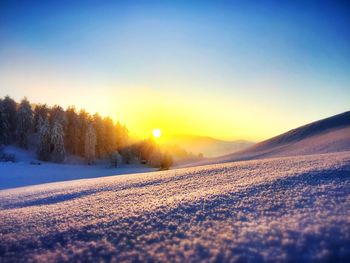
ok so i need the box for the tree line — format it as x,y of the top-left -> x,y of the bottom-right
0,96 -> 173,169
0,96 -> 126,164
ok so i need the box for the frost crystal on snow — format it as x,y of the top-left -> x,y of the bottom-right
0,152 -> 350,262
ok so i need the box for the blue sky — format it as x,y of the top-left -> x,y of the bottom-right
0,0 -> 349,140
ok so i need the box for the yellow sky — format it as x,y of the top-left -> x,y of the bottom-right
0,62 -> 344,142
0,81 -> 299,141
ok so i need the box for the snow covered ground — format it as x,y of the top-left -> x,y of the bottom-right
0,162 -> 156,190
1,151 -> 350,262
182,126 -> 350,168
0,146 -> 156,190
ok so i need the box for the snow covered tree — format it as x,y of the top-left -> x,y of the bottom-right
33,104 -> 49,133
84,123 -> 96,164
93,113 -> 105,158
16,98 -> 33,148
115,122 -> 129,151
36,116 -> 51,161
1,96 -> 17,144
102,117 -> 117,155
51,120 -> 65,163
65,106 -> 80,155
49,105 -> 66,127
0,99 -> 8,144
78,109 -> 89,157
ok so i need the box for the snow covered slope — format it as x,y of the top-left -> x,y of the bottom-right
0,146 -> 156,190
1,151 -> 350,262
184,111 -> 350,167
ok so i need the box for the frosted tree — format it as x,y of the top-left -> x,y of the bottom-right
0,99 -> 9,144
36,116 -> 51,161
93,113 -> 104,158
33,104 -> 49,133
103,117 -> 117,155
65,106 -> 80,155
115,122 -> 129,151
78,109 -> 89,156
85,123 -> 96,164
1,96 -> 17,144
16,98 -> 33,148
50,105 -> 66,127
51,120 -> 65,163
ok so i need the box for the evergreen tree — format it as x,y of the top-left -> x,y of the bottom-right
36,116 -> 51,161
1,96 -> 17,144
93,113 -> 104,158
0,96 -> 131,164
115,122 -> 129,151
33,104 -> 49,133
16,98 -> 33,148
51,120 -> 65,163
77,110 -> 89,157
0,99 -> 9,144
84,123 -> 96,164
49,105 -> 66,126
65,106 -> 80,155
102,117 -> 116,155
121,124 -> 129,148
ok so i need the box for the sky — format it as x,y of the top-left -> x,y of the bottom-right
0,0 -> 349,141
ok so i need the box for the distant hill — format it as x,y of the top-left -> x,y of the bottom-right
182,111 -> 350,166
161,134 -> 253,158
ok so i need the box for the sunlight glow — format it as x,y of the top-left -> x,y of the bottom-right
152,128 -> 162,138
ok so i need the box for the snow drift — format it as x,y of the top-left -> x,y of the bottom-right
1,151 -> 350,262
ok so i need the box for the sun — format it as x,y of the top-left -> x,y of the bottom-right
152,128 -> 162,138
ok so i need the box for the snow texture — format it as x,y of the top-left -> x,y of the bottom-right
1,151 -> 350,262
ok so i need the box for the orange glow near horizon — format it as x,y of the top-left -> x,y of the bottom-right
0,84 -> 313,142
0,62 -> 296,142
0,82 -> 336,142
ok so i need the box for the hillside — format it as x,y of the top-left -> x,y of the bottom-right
185,111 -> 350,166
0,146 -> 156,190
1,151 -> 349,262
161,134 -> 253,158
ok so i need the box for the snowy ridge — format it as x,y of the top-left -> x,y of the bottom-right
182,111 -> 350,167
1,151 -> 350,262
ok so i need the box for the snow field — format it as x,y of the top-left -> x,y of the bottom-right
1,151 -> 350,262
